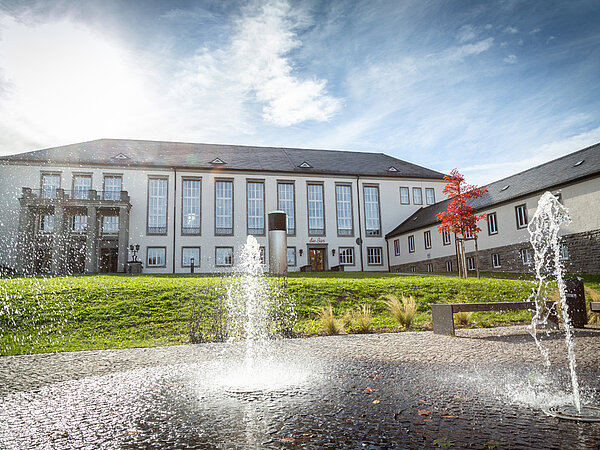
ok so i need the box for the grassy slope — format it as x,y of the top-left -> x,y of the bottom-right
1,273 -> 598,356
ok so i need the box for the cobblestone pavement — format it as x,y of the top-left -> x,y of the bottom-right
1,326 -> 599,448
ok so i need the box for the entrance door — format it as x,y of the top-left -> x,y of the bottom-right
100,248 -> 118,273
309,248 -> 325,271
66,247 -> 86,274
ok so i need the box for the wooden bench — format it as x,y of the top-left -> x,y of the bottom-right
591,302 -> 600,313
432,301 -> 559,336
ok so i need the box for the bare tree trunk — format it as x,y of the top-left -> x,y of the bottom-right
475,237 -> 480,279
460,239 -> 468,278
454,233 -> 461,277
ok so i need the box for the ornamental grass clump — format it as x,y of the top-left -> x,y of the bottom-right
317,303 -> 345,335
386,294 -> 417,328
585,286 -> 600,325
352,304 -> 373,334
454,311 -> 473,327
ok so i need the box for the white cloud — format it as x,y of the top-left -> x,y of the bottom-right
504,26 -> 518,34
173,0 -> 341,128
0,14 -> 156,154
460,126 -> 600,185
503,54 -> 517,64
530,27 -> 541,35
456,24 -> 476,43
446,37 -> 494,60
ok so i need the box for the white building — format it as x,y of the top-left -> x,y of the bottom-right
0,139 -> 446,274
385,143 -> 600,274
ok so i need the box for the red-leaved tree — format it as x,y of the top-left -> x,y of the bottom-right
436,169 -> 487,278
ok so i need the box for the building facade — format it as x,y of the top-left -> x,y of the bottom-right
0,139 -> 446,274
385,143 -> 600,274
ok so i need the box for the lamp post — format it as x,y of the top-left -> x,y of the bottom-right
129,244 -> 140,262
190,257 -> 195,274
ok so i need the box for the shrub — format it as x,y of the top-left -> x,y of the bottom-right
386,294 -> 417,328
317,303 -> 345,335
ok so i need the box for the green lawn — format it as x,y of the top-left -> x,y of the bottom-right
1,272 -> 598,356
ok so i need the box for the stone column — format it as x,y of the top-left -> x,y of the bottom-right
117,206 -> 130,273
85,206 -> 98,273
16,194 -> 35,274
51,203 -> 66,274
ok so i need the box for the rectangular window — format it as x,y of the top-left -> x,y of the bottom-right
259,246 -> 265,265
307,183 -> 325,235
40,214 -> 54,232
427,263 -> 433,272
104,175 -> 122,201
408,235 -> 415,253
560,244 -> 569,260
73,175 -> 91,200
182,179 -> 201,235
338,247 -> 354,265
103,215 -> 119,234
147,247 -> 166,267
182,247 -> 200,267
492,253 -> 501,268
399,187 -> 410,205
367,247 -> 383,265
425,188 -> 435,205
215,247 -> 233,266
488,212 -> 498,235
335,184 -> 353,236
215,180 -> 233,235
287,247 -> 296,267
363,186 -> 381,236
148,178 -> 168,234
424,231 -> 432,249
446,261 -> 453,272
72,215 -> 88,232
277,182 -> 295,235
467,256 -> 475,271
247,181 -> 265,235
520,248 -> 532,265
394,239 -> 400,256
442,231 -> 451,245
515,204 -> 528,229
413,187 -> 422,205
41,174 -> 60,199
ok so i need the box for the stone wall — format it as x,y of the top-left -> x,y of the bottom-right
389,229 -> 600,275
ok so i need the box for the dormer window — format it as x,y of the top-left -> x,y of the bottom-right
573,160 -> 584,167
387,166 -> 398,172
112,153 -> 130,160
211,158 -> 226,165
501,185 -> 509,191
299,161 -> 312,168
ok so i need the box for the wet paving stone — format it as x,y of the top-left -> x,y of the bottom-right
1,327 -> 599,448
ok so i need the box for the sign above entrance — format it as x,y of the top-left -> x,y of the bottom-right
309,237 -> 326,243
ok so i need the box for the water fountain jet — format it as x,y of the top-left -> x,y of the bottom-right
528,192 -> 600,422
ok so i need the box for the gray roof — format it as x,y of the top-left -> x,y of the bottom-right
0,138 -> 445,179
386,142 -> 600,238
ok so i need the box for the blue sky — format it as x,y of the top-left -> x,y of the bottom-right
0,0 -> 599,184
